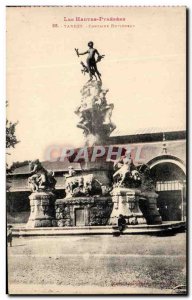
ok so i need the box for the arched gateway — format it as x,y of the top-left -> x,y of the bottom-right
147,155 -> 186,222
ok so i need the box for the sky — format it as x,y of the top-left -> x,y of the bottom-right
6,6 -> 186,164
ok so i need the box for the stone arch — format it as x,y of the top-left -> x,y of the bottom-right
147,154 -> 186,175
146,155 -> 186,221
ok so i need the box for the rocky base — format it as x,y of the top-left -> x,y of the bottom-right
26,191 -> 55,228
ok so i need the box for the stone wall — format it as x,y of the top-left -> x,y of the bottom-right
55,197 -> 113,227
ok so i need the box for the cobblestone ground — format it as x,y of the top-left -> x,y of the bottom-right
7,232 -> 186,294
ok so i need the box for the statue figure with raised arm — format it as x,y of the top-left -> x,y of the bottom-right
75,41 -> 105,81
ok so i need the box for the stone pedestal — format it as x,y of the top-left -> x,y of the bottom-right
139,191 -> 162,224
108,187 -> 146,225
27,191 -> 55,228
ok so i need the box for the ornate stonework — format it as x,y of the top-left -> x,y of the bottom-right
108,158 -> 162,225
28,160 -> 56,193
55,197 -> 113,227
75,80 -> 116,146
26,44 -> 163,229
27,191 -> 56,228
108,187 -> 146,225
27,161 -> 57,227
64,172 -> 111,199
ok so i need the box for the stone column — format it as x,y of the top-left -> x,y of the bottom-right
27,191 -> 55,228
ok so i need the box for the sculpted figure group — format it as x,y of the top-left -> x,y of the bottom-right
74,80 -> 116,141
27,158 -> 154,194
64,167 -> 111,198
113,155 -> 155,191
28,160 -> 56,192
113,156 -> 141,188
74,42 -> 116,145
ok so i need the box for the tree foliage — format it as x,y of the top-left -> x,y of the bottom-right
6,119 -> 19,149
6,102 -> 20,194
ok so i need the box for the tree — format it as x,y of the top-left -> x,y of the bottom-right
6,119 -> 19,150
6,103 -> 19,191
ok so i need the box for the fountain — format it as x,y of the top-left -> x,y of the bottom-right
27,42 -> 162,228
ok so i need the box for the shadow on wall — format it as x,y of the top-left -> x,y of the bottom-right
7,211 -> 30,224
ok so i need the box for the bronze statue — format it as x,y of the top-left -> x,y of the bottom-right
75,41 -> 105,81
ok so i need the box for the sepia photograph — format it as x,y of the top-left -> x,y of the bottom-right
6,5 -> 187,295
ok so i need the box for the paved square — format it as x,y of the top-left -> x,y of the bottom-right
8,232 -> 186,294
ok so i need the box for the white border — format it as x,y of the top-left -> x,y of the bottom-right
0,1 -> 190,299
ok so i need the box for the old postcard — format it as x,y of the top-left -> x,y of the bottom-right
6,6 -> 187,295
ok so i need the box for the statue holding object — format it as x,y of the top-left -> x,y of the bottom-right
75,41 -> 105,81
74,42 -> 115,145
